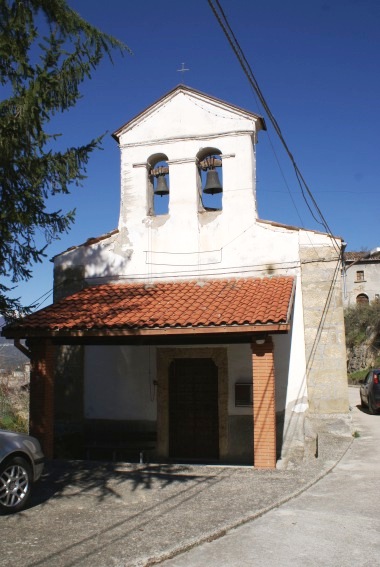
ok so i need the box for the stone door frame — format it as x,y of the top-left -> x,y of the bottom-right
156,347 -> 228,460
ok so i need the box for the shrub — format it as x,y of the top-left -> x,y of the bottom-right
0,384 -> 29,433
348,369 -> 368,384
344,301 -> 380,349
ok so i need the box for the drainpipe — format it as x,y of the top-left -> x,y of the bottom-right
341,241 -> 347,299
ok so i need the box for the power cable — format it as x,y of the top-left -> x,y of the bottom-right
0,250 -> 342,329
208,0 -> 341,255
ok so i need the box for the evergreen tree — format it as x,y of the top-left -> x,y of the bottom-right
0,0 -> 130,318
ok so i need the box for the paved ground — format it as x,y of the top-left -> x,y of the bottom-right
0,388 -> 366,567
161,386 -> 380,567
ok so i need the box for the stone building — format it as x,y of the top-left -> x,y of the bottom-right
343,250 -> 380,306
3,85 -> 350,468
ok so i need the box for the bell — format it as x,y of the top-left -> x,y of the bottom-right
154,174 -> 169,196
203,169 -> 222,195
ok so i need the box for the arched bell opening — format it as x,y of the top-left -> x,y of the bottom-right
196,147 -> 223,211
147,153 -> 169,215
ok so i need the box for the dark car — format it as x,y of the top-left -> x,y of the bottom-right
360,369 -> 380,415
0,429 -> 44,514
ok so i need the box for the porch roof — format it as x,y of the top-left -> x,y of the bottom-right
3,277 -> 295,339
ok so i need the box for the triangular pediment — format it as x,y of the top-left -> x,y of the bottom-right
112,85 -> 266,145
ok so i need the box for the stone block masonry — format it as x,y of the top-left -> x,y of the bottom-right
300,245 -> 349,414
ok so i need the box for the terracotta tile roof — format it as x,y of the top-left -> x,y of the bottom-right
5,277 -> 294,335
344,251 -> 380,262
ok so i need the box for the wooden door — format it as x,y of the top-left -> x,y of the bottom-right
169,358 -> 219,460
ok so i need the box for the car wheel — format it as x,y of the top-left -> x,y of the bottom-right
0,457 -> 32,514
360,393 -> 367,408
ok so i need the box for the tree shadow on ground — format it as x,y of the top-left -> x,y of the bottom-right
29,459 -> 218,510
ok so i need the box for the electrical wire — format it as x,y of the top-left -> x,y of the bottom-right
2,5 -> 346,326
0,249 -> 342,330
82,256 -> 338,284
260,129 -> 306,229
208,0 -> 341,256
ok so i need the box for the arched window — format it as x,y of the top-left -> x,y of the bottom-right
356,293 -> 369,305
147,153 -> 169,215
197,147 -> 223,211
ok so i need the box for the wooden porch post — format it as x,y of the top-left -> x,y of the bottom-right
29,339 -> 55,458
251,336 -> 276,469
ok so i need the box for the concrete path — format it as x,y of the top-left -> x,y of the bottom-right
0,388 -> 367,567
160,387 -> 380,567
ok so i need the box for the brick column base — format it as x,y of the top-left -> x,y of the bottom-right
29,339 -> 55,458
251,337 -> 276,469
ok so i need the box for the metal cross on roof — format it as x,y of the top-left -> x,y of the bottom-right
177,62 -> 189,83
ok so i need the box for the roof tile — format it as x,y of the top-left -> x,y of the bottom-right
7,277 -> 295,333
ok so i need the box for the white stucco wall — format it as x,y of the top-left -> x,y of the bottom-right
55,87 -> 348,458
227,344 -> 252,416
84,335 -> 307,422
55,89 -> 316,297
84,345 -> 157,420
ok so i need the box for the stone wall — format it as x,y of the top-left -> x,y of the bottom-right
156,347 -> 229,461
343,259 -> 380,306
347,338 -> 379,374
300,244 -> 349,414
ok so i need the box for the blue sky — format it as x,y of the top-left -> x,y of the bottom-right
5,0 -> 380,309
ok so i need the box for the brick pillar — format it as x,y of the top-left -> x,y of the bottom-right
251,337 -> 276,469
29,339 -> 55,458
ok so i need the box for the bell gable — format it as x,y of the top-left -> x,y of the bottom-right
112,84 -> 266,147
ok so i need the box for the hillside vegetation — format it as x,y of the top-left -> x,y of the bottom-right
345,302 -> 380,382
0,318 -> 29,432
